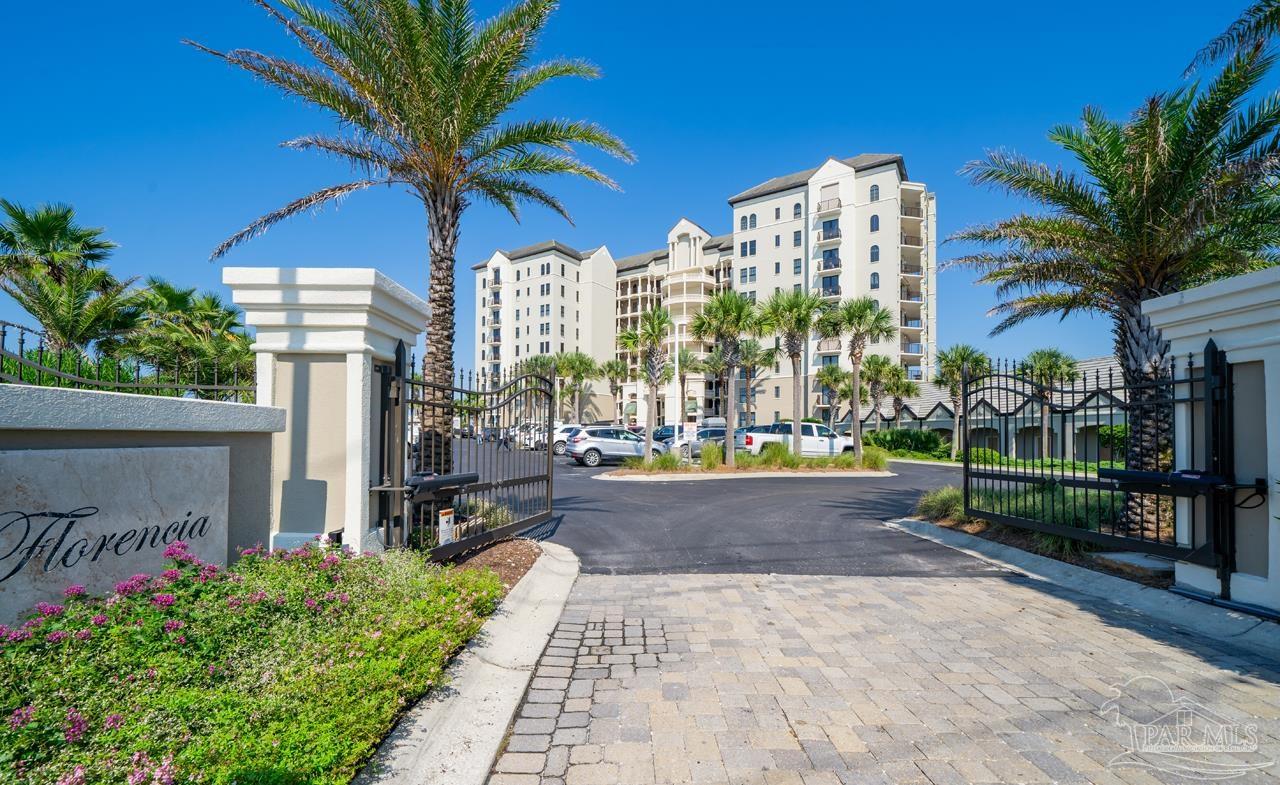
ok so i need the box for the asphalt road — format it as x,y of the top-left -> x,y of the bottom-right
533,460 -> 1005,577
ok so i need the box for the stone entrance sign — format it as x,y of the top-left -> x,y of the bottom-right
0,447 -> 229,620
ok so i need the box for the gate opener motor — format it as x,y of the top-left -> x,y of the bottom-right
405,472 -> 480,546
1098,468 -> 1267,508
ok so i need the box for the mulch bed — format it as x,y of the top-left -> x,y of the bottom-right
930,517 -> 1175,589
451,537 -> 542,594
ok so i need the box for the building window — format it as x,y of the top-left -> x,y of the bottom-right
748,240 -> 756,255
774,261 -> 781,274
792,230 -> 801,247
774,207 -> 781,219
870,184 -> 880,202
870,272 -> 880,290
793,203 -> 802,218
749,214 -> 757,229
870,215 -> 880,232
793,283 -> 801,292
560,263 -> 565,276
774,386 -> 780,398
740,268 -> 748,284
774,234 -> 781,247
870,244 -> 880,263
740,241 -> 748,256
749,267 -> 757,283
793,258 -> 801,275
740,215 -> 748,230
821,354 -> 839,367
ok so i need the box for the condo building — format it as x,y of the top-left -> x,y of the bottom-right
473,153 -> 937,427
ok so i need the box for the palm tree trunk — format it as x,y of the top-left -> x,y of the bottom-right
790,355 -> 803,455
1040,397 -> 1050,460
1116,305 -> 1174,538
950,393 -> 962,461
644,381 -> 656,461
725,367 -> 738,469
575,387 -> 583,424
424,195 -> 460,475
849,359 -> 864,460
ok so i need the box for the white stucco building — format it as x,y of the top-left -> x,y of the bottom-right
472,153 -> 938,427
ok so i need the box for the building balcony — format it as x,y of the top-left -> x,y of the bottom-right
815,198 -> 842,215
815,228 -> 842,245
491,294 -> 501,306
900,264 -> 923,276
904,365 -> 923,381
820,284 -> 842,299
900,291 -> 923,303
901,342 -> 924,355
487,333 -> 501,345
900,205 -> 924,219
819,255 -> 842,271
816,337 -> 842,353
901,317 -> 922,329
901,233 -> 923,247
488,277 -> 502,290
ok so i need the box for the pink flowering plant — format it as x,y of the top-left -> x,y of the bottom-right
0,540 -> 502,784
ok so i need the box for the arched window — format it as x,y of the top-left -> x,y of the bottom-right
870,214 -> 880,232
749,214 -> 757,229
793,203 -> 802,219
870,244 -> 880,263
870,184 -> 880,202
739,215 -> 748,230
870,272 -> 880,290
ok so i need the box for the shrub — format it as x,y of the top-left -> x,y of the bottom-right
0,541 -> 503,785
700,441 -> 723,470
966,447 -> 1002,465
916,486 -> 966,521
757,442 -> 793,467
651,451 -> 682,471
833,450 -> 858,469
863,429 -> 944,455
1098,424 -> 1128,454
860,446 -> 889,471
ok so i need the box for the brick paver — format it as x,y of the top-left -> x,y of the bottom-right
490,574 -> 1280,784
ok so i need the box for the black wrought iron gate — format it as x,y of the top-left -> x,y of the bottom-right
960,340 -> 1258,599
373,342 -> 556,560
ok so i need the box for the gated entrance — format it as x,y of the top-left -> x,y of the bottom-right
373,342 -> 556,560
961,340 -> 1260,599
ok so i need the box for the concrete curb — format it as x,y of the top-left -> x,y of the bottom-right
356,541 -> 580,785
887,457 -> 962,468
884,517 -> 1280,659
595,470 -> 896,482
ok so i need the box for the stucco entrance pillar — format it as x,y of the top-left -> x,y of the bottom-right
225,268 -> 430,553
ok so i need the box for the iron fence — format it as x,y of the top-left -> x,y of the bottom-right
374,343 -> 555,560
0,320 -> 255,402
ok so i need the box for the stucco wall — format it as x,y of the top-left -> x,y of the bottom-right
0,385 -> 284,561
270,354 -> 348,539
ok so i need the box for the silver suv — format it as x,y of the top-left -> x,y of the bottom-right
566,426 -> 668,467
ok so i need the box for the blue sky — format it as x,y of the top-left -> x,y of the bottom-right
0,0 -> 1246,367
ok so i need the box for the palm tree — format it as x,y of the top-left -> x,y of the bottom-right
756,289 -> 824,455
2,267 -> 143,353
674,346 -> 702,421
814,364 -> 850,430
600,358 -> 630,424
554,350 -> 599,423
934,344 -> 991,461
837,377 -> 868,436
1017,348 -> 1078,460
884,369 -> 920,429
691,291 -> 760,468
818,297 -> 896,459
1189,1 -> 1280,73
950,47 -> 1280,514
618,307 -> 673,461
861,354 -> 896,432
0,200 -> 115,285
193,0 -> 633,469
737,338 -> 778,425
699,345 -> 728,418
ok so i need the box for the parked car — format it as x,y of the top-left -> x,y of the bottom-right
566,426 -> 668,467
651,424 -> 676,443
663,427 -> 726,458
541,423 -> 582,455
734,421 -> 856,457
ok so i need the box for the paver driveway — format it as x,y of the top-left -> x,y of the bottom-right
491,466 -> 1280,785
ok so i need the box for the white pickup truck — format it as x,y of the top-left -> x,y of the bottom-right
733,421 -> 857,457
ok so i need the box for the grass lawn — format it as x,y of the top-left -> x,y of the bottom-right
0,541 -> 504,785
619,443 -> 889,473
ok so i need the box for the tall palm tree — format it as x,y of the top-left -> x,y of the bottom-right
618,307 -> 673,461
818,297 -> 896,459
1017,348 -> 1078,460
757,289 -> 825,455
691,291 -> 759,468
884,369 -> 920,429
0,200 -> 116,285
814,364 -> 850,430
600,358 -> 630,424
193,0 -> 633,469
699,345 -> 728,418
2,267 -> 143,353
554,350 -> 599,423
1189,1 -> 1280,73
934,344 -> 992,461
861,353 -> 896,432
737,338 -> 778,425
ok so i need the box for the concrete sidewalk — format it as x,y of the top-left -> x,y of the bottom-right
489,573 -> 1280,785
